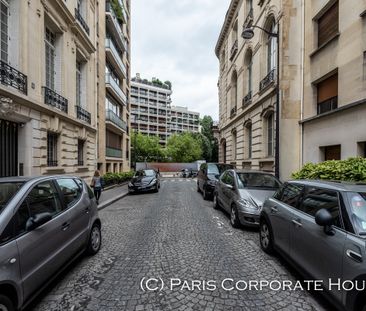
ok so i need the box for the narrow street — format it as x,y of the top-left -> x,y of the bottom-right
30,179 -> 327,311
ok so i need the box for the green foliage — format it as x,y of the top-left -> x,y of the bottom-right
291,158 -> 366,182
103,171 -> 134,186
198,115 -> 218,162
110,0 -> 124,23
164,81 -> 172,90
131,131 -> 165,163
166,133 -> 202,163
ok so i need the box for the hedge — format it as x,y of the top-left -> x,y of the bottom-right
291,158 -> 366,182
103,171 -> 134,187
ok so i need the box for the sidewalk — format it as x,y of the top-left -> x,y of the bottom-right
97,183 -> 129,211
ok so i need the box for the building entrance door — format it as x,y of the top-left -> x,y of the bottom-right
0,118 -> 18,177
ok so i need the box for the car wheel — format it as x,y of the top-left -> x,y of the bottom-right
0,295 -> 15,311
213,193 -> 220,210
154,184 -> 159,193
203,187 -> 210,200
230,205 -> 240,228
86,223 -> 102,255
197,182 -> 201,193
260,218 -> 274,254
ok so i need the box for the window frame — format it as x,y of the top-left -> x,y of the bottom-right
45,27 -> 56,90
47,131 -> 58,167
267,113 -> 274,157
0,0 -> 9,63
55,178 -> 83,210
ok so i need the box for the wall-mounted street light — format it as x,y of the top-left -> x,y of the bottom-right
241,24 -> 280,179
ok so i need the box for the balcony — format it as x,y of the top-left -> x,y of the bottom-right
230,40 -> 238,61
317,96 -> 338,115
75,8 -> 89,35
243,8 -> 253,28
43,87 -> 68,113
259,69 -> 276,92
0,60 -> 27,94
105,39 -> 127,78
106,147 -> 123,158
243,91 -> 252,106
76,105 -> 91,124
230,106 -> 237,118
106,109 -> 127,131
105,74 -> 127,104
106,3 -> 128,52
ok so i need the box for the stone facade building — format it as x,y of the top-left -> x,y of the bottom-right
216,0 -> 303,179
0,0 -> 98,179
301,0 -> 366,163
96,0 -> 131,174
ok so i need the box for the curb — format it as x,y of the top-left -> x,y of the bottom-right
97,191 -> 129,211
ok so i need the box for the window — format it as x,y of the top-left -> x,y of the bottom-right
267,22 -> 277,72
301,188 -> 341,227
267,113 -> 274,157
363,52 -> 366,81
246,123 -> 252,158
45,28 -> 56,90
0,0 -> 9,63
76,61 -> 82,107
358,142 -> 366,158
280,183 -> 304,208
221,171 -> 234,186
231,71 -> 238,112
56,179 -> 82,207
78,139 -> 84,166
237,173 -> 280,189
47,132 -> 58,167
317,73 -> 338,114
347,192 -> 366,234
323,145 -> 341,161
27,181 -> 62,220
317,2 -> 339,47
232,130 -> 237,160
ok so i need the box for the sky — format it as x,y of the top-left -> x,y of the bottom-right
131,0 -> 231,121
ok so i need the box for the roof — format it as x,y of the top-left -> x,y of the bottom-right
288,180 -> 366,192
0,175 -> 83,183
233,170 -> 275,174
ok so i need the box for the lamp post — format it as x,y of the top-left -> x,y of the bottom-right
241,24 -> 280,179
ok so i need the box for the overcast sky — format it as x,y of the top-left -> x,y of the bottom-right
131,0 -> 231,121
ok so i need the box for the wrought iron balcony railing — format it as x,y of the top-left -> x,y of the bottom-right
229,39 -> 238,61
106,109 -> 127,131
75,8 -> 90,35
259,69 -> 276,92
43,87 -> 68,113
243,91 -> 252,106
76,105 -> 91,124
0,60 -> 27,94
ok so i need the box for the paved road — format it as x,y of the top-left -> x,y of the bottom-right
29,178 -> 329,311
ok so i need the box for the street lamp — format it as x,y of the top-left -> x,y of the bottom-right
241,24 -> 280,179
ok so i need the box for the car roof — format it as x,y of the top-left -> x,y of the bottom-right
0,175 -> 82,183
233,169 -> 274,174
288,179 -> 366,192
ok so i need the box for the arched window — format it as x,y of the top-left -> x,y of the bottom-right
267,21 -> 277,73
266,113 -> 274,157
244,50 -> 253,96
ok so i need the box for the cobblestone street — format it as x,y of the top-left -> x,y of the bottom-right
29,178 -> 328,311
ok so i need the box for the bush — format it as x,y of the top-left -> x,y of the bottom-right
103,171 -> 134,187
291,158 -> 366,182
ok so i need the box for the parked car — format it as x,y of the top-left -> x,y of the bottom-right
128,169 -> 160,193
260,180 -> 366,311
197,163 -> 234,200
0,176 -> 101,311
213,170 -> 281,228
180,169 -> 190,178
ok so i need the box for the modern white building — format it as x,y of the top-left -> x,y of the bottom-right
169,106 -> 200,135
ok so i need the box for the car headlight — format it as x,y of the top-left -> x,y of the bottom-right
149,179 -> 157,185
128,182 -> 133,187
238,198 -> 258,210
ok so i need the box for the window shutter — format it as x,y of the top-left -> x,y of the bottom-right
318,2 -> 339,46
317,74 -> 338,103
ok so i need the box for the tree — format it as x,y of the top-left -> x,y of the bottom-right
166,133 -> 202,162
131,132 -> 164,165
198,115 -> 218,162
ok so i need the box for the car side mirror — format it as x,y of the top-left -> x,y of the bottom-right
26,212 -> 53,231
315,209 -> 335,236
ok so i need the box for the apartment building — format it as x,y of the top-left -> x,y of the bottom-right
97,0 -> 131,174
169,106 -> 200,135
0,0 -> 97,179
216,0 -> 303,179
131,75 -> 172,145
301,1 -> 366,163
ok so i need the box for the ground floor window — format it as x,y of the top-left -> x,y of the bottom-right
78,139 -> 84,166
358,142 -> 366,158
47,132 -> 58,167
322,145 -> 341,161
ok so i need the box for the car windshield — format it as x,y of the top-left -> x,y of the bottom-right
347,192 -> 366,235
237,173 -> 281,189
0,182 -> 24,213
207,164 -> 233,175
135,170 -> 156,177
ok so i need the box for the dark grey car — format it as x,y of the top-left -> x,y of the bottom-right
0,176 -> 101,311
213,170 -> 281,228
260,180 -> 366,311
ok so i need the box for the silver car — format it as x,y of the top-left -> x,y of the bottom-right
0,176 -> 101,311
213,170 -> 281,228
260,180 -> 366,311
